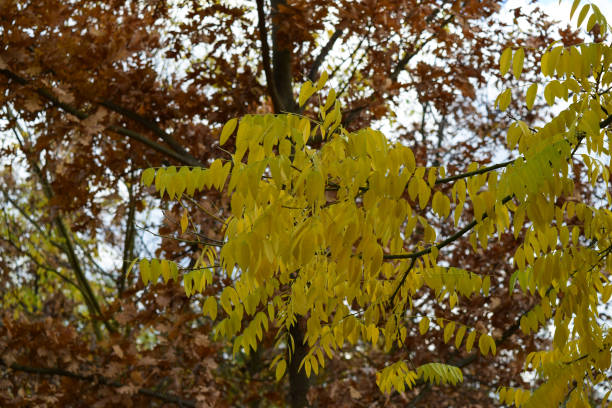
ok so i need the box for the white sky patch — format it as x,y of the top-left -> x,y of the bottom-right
502,0 -> 612,28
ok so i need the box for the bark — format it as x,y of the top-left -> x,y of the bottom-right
288,318 -> 309,408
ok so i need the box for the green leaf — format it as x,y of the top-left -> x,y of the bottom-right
219,118 -> 238,146
499,47 -> 512,76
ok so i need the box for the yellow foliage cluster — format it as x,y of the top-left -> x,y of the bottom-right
138,2 -> 612,404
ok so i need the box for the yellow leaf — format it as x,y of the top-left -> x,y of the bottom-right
125,258 -> 138,281
427,167 -> 437,187
302,119 -> 310,144
316,71 -> 328,90
141,168 -> 155,186
276,359 -> 287,381
149,258 -> 161,283
525,83 -> 537,110
139,259 -> 150,285
466,330 -> 477,352
219,118 -> 238,146
455,325 -> 467,349
444,321 -> 455,344
418,178 -> 431,209
489,335 -> 497,355
203,296 -> 217,320
570,0 -> 581,20
512,47 -> 525,80
482,275 -> 491,296
500,47 -> 512,76
497,88 -> 512,111
299,81 -> 316,107
577,4 -> 590,27
478,332 -> 489,356
180,209 -> 188,234
160,259 -> 171,283
419,317 -> 430,335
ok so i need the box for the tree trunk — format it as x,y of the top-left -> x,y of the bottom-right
288,318 -> 309,408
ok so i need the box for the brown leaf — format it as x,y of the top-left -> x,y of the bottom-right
112,344 -> 124,359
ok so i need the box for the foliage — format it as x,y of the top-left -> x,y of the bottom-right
142,7 -> 612,400
1,0 -> 610,407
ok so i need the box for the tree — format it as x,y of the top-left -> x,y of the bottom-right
1,0 -> 608,407
142,3 -> 612,406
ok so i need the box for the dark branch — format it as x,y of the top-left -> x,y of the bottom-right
256,0 -> 282,112
270,0 -> 296,112
0,69 -> 202,167
435,160 -> 515,185
99,100 -> 200,165
384,195 -> 514,261
307,28 -> 343,82
2,361 -> 195,408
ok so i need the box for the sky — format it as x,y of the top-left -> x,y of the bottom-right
503,0 -> 612,28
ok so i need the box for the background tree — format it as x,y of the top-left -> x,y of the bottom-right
1,0 -> 606,407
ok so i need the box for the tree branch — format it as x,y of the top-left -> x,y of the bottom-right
119,179 -> 136,295
6,108 -> 112,336
255,0 -> 282,112
0,69 -> 202,167
270,0 -> 296,113
384,195 -> 514,261
99,99 -> 200,165
1,361 -> 195,408
600,113 -> 612,128
435,159 -> 515,185
307,28 -> 343,82
390,15 -> 454,82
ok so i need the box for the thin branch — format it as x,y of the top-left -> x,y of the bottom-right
0,69 -> 202,167
384,195 -> 514,261
0,188 -> 66,252
119,180 -> 137,295
390,15 -> 454,82
307,28 -> 343,82
136,224 -> 223,247
6,107 -> 111,335
435,159 -> 515,185
600,113 -> 612,128
389,257 -> 416,304
1,361 -> 195,408
99,99 -> 200,165
0,235 -> 81,290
